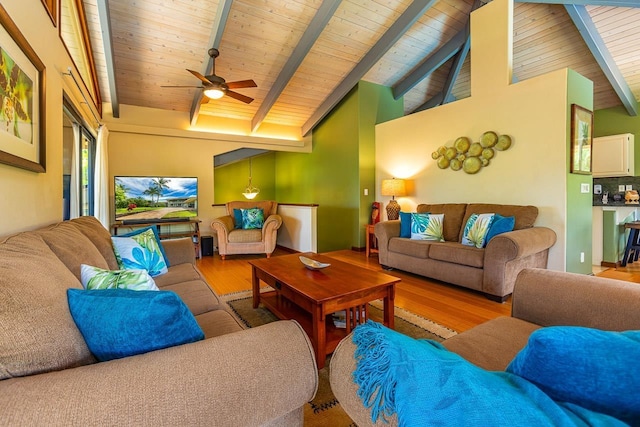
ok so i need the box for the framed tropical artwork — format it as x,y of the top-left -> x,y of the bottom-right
0,5 -> 46,173
570,104 -> 593,175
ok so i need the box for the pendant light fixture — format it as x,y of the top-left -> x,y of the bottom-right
242,157 -> 260,200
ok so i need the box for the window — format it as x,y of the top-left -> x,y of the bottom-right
63,100 -> 96,219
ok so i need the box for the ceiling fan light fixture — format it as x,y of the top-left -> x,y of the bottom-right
204,88 -> 225,99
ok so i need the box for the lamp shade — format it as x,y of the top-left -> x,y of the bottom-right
380,179 -> 406,198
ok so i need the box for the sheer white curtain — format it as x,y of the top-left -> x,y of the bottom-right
94,125 -> 110,228
69,123 -> 81,219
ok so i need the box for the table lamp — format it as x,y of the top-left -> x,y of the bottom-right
380,178 -> 406,220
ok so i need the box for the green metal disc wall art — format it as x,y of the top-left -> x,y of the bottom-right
431,131 -> 513,174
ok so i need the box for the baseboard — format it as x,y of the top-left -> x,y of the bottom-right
276,245 -> 299,254
600,261 -> 620,268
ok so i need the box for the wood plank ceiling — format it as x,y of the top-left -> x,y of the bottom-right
83,0 -> 640,138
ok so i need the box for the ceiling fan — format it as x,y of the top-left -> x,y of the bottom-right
161,48 -> 257,104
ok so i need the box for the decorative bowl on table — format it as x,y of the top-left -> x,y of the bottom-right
299,255 -> 330,270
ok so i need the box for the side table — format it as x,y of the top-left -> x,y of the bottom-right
366,224 -> 379,257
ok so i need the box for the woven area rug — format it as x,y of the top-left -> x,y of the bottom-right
221,289 -> 457,426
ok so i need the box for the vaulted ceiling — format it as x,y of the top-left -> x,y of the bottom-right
83,0 -> 640,139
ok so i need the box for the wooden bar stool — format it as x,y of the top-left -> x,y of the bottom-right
621,222 -> 640,267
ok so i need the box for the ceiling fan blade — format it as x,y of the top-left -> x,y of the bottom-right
226,79 -> 257,89
226,90 -> 254,104
187,69 -> 211,85
200,96 -> 210,105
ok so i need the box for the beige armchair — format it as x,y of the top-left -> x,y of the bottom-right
211,200 -> 282,260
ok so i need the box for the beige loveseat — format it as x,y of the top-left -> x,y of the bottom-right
330,268 -> 640,426
212,200 -> 282,260
0,216 -> 317,426
375,203 -> 557,301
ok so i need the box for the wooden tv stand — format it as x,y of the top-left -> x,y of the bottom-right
112,219 -> 201,258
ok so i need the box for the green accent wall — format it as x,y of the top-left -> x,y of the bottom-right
565,69 -> 593,274
594,105 -> 640,173
275,81 -> 403,252
214,153 -> 276,203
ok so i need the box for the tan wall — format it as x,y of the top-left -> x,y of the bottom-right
374,0 -> 593,272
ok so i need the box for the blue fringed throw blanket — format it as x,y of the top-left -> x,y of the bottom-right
351,321 -> 627,427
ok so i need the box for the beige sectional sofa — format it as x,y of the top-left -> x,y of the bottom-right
330,268 -> 640,426
375,203 -> 557,301
0,216 -> 317,426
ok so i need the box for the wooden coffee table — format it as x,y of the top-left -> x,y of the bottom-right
248,253 -> 400,368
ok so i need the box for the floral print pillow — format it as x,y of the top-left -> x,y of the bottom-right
410,213 -> 445,241
241,208 -> 265,229
461,213 -> 495,248
111,228 -> 168,277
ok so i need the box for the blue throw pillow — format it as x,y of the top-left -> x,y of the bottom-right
241,208 -> 264,229
352,321 -> 626,426
67,288 -> 204,362
483,213 -> 516,247
506,326 -> 640,425
116,225 -> 170,267
399,211 -> 412,238
232,209 -> 243,229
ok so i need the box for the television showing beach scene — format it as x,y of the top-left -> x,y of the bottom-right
115,176 -> 198,222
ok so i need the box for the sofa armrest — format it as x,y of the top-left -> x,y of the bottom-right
512,268 -> 640,331
0,320 -> 317,426
330,334 -> 397,427
161,237 -> 196,266
262,214 -> 283,236
374,221 -> 401,266
482,227 -> 556,298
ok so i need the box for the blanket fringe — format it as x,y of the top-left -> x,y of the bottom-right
352,320 -> 399,424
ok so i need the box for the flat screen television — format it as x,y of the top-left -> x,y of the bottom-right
114,176 -> 198,223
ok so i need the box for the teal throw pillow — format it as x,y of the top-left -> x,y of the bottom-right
352,321 -> 625,426
506,326 -> 640,425
410,213 -> 444,241
399,211 -> 412,238
117,225 -> 170,267
111,228 -> 168,277
461,213 -> 495,248
67,288 -> 204,362
232,208 -> 243,229
80,264 -> 158,291
241,208 -> 264,229
483,213 -> 515,247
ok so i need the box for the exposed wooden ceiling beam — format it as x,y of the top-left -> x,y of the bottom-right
96,0 -> 119,118
393,25 -> 469,100
565,4 -> 638,115
442,37 -> 470,104
516,0 -> 640,6
251,0 -> 342,133
301,0 -> 438,136
189,0 -> 234,127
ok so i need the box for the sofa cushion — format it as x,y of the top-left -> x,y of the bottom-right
160,280 -> 222,316
459,204 -> 538,241
0,232 -> 95,380
428,242 -> 485,268
153,262 -> 202,287
461,213 -> 495,248
68,288 -> 205,362
228,228 -> 263,243
506,326 -> 640,425
37,222 -> 110,281
410,213 -> 444,241
111,229 -> 168,277
443,316 -> 541,371
196,309 -> 245,338
416,203 -> 467,242
388,237 -> 431,259
80,264 -> 158,291
69,216 -> 119,270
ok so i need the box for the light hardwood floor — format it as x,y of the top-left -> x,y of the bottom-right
196,249 -> 640,334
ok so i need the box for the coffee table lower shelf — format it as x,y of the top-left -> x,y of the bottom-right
259,291 -> 381,360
